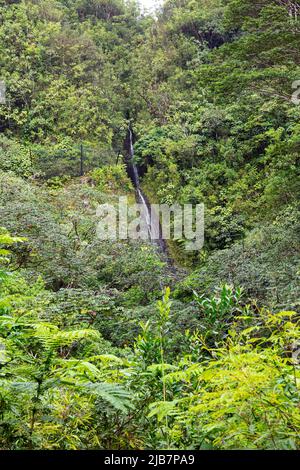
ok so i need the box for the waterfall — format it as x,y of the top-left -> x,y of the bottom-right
127,127 -> 169,256
128,128 -> 153,239
129,129 -> 140,187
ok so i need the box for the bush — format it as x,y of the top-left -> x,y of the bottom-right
91,164 -> 133,193
0,136 -> 33,177
144,294 -> 300,450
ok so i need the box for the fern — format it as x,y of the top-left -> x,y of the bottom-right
33,323 -> 100,352
84,382 -> 133,412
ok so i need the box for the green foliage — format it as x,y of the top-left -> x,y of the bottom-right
0,227 -> 25,283
143,299 -> 300,450
175,206 -> 300,311
0,172 -> 167,295
0,136 -> 33,177
130,0 -> 300,272
193,284 -> 243,345
0,237 -> 132,449
1,237 -> 300,450
91,164 -> 133,193
0,0 -> 299,452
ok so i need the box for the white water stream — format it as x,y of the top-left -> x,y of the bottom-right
129,129 -> 153,239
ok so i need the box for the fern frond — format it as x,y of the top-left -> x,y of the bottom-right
83,382 -> 133,412
33,324 -> 100,351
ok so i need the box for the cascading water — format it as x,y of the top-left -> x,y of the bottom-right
128,129 -> 152,238
127,128 -> 167,254
125,127 -> 179,279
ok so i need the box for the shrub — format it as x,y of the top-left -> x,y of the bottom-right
91,164 -> 133,193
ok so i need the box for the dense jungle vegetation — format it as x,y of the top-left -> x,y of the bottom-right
0,0 -> 299,450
